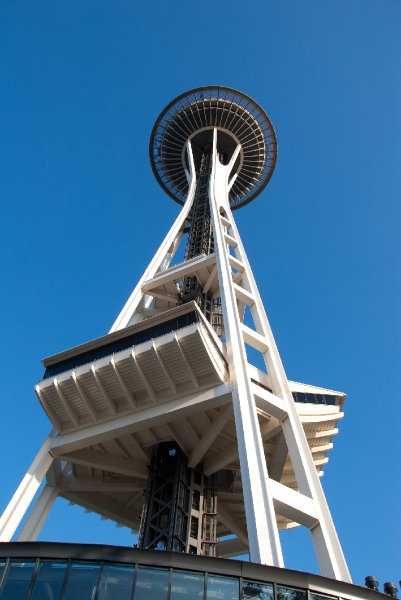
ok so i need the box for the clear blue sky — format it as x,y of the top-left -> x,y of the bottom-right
0,0 -> 400,588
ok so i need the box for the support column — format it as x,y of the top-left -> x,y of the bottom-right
138,442 -> 217,556
17,484 -> 58,541
208,128 -> 283,567
226,199 -> 351,582
0,431 -> 55,542
110,142 -> 198,332
214,141 -> 351,582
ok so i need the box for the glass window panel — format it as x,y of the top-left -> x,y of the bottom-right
242,580 -> 273,600
278,586 -> 307,600
30,561 -> 68,600
0,562 -> 5,586
0,560 -> 36,600
97,563 -> 134,600
170,570 -> 204,599
134,567 -> 169,600
207,574 -> 239,600
310,594 -> 337,600
63,562 -> 101,600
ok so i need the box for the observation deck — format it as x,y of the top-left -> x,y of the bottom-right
150,86 -> 277,209
35,301 -> 345,545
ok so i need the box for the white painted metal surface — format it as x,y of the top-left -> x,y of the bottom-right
0,127 -> 350,583
17,484 -> 59,542
0,432 -> 55,542
208,129 -> 283,567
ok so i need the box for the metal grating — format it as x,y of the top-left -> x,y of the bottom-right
150,86 -> 277,209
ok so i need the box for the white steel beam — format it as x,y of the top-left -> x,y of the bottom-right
0,432 -> 55,541
152,342 -> 177,394
233,282 -> 255,306
224,232 -> 238,248
128,434 -> 151,464
72,372 -> 97,421
146,290 -> 177,304
174,333 -> 199,388
35,386 -> 61,429
188,404 -> 232,468
179,418 -> 199,447
110,358 -> 136,408
228,255 -> 245,273
280,472 -> 322,485
59,449 -> 149,479
203,265 -> 217,294
208,131 -> 284,566
49,383 -> 231,455
299,413 -> 343,424
311,443 -> 333,454
54,379 -> 79,426
125,491 -> 145,510
17,484 -> 58,542
60,490 -> 135,530
142,254 -> 216,292
45,458 -> 64,487
220,171 -> 351,580
241,323 -> 269,353
110,141 -> 198,332
131,350 -> 156,402
311,457 -> 329,467
203,418 -> 276,476
220,214 -> 232,229
60,476 -> 143,493
217,536 -> 248,558
91,366 -> 116,416
218,502 -> 248,546
164,422 -> 193,454
268,478 -> 317,528
252,382 -> 288,421
268,432 -> 288,482
227,144 -> 241,174
306,428 -> 339,439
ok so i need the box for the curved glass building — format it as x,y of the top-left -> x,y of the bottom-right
0,543 -> 385,600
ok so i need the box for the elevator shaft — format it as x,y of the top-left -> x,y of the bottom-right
138,443 -> 217,556
179,151 -> 214,319
179,150 -> 222,334
138,152 -> 220,556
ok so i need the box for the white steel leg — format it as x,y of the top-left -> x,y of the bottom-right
0,432 -> 55,542
209,136 -> 351,581
226,196 -> 351,582
17,484 -> 58,541
209,129 -> 283,567
110,142 -> 198,332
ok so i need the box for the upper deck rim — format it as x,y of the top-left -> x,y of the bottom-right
149,86 -> 277,210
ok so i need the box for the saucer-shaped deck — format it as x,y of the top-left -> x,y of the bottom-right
150,86 -> 277,210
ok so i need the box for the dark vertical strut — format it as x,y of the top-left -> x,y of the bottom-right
179,150 -> 214,320
186,151 -> 214,260
138,443 -> 217,556
179,149 -> 223,335
138,443 -> 190,553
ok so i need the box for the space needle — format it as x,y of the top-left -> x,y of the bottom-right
0,87 -> 391,600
